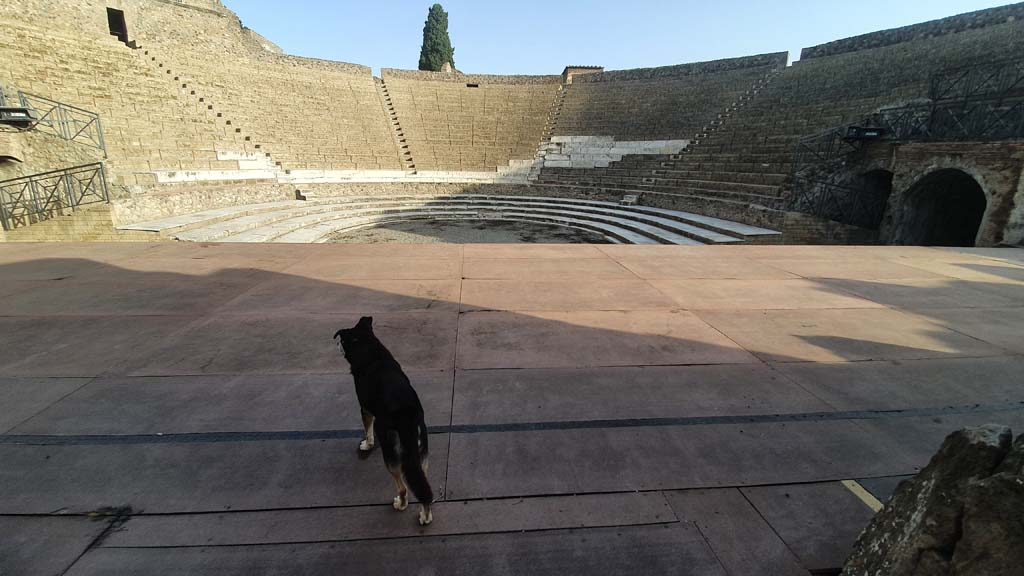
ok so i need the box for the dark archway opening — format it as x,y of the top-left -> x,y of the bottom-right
900,169 -> 986,246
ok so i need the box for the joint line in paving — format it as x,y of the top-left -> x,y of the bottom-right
2,401 -> 1022,446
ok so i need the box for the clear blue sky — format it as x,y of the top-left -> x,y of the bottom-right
226,0 -> 1013,75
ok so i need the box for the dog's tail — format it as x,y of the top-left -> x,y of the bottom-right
398,416 -> 433,505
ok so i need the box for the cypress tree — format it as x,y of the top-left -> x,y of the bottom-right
418,4 -> 455,72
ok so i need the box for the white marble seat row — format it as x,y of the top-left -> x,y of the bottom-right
204,203 -> 700,245
118,194 -> 779,245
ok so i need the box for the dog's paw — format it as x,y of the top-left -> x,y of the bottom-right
393,495 -> 408,511
358,439 -> 374,452
418,508 -> 433,526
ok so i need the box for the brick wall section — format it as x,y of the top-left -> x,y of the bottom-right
380,70 -> 562,172
553,54 -> 787,141
801,2 -> 1024,59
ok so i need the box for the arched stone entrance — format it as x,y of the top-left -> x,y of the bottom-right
892,169 -> 987,246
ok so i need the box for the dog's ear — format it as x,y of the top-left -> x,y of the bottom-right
356,316 -> 373,331
333,329 -> 345,340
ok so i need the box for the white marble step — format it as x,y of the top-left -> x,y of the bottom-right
216,204 -> 697,245
173,198 -> 732,244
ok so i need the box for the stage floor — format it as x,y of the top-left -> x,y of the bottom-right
2,243 -> 1023,575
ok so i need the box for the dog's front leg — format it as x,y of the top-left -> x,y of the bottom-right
359,409 -> 375,452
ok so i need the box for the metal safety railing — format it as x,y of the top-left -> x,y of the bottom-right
0,163 -> 109,231
16,92 -> 107,157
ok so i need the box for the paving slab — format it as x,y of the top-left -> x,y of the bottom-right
741,482 -> 875,572
856,475 -> 914,503
103,492 -> 675,547
287,243 -> 462,260
125,311 -> 457,375
464,243 -> 608,259
444,420 -> 915,500
0,515 -> 107,576
854,409 -> 1024,467
463,257 -> 635,279
911,307 -> 1024,354
461,279 -> 673,311
0,436 -> 448,514
217,277 -> 461,314
11,371 -> 452,435
937,246 -> 1024,264
457,310 -> 756,369
612,257 -> 799,279
95,254 -> 301,277
697,308 -> 1003,363
0,377 -> 90,433
895,257 -> 1024,283
0,316 -> 199,378
760,258 -> 948,280
70,523 -> 724,576
664,489 -> 807,576
282,256 -> 461,280
0,274 -> 262,316
0,256 -> 140,281
774,356 -> 1024,411
820,277 -> 1023,309
650,278 -> 883,310
452,365 -> 831,425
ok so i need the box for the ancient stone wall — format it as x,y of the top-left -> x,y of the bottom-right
0,2 -> 251,187
381,70 -> 561,172
0,129 -> 103,182
801,2 -> 1024,59
880,142 -> 1024,246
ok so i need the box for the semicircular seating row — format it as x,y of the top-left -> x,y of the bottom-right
118,195 -> 781,245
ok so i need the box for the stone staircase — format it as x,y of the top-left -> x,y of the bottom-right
376,78 -> 416,171
534,67 -> 793,223
528,84 -> 570,180
119,194 -> 781,245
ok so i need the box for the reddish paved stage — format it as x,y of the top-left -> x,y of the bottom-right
2,243 -> 1023,575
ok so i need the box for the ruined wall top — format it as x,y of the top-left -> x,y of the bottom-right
573,53 -> 789,83
800,2 -> 1024,59
380,69 -> 562,85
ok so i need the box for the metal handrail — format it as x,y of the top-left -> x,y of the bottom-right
17,92 -> 107,157
0,163 -> 109,231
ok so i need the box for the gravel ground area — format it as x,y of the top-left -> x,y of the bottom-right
326,219 -> 612,244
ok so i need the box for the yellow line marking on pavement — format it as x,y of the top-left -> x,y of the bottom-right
842,479 -> 884,512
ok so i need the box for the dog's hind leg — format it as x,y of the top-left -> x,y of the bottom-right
388,463 -> 409,511
378,426 -> 407,511
359,409 -> 375,452
418,503 -> 432,526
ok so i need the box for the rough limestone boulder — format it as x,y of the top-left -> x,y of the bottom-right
843,425 -> 1024,576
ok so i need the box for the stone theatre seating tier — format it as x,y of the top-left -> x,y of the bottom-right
538,18 -> 1024,222
381,70 -> 562,172
131,2 -> 402,174
554,54 -> 787,141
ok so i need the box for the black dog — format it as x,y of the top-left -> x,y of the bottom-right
334,316 -> 434,525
